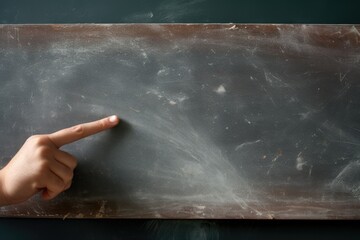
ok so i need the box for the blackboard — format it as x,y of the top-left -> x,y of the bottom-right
0,24 -> 360,219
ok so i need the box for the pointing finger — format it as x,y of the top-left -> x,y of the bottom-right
48,115 -> 119,148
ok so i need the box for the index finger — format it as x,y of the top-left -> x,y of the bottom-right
48,115 -> 119,148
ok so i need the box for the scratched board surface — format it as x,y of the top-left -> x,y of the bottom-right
0,24 -> 359,219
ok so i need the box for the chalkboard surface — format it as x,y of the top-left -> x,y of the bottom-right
0,24 -> 360,219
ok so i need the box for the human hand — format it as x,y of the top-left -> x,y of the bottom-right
0,115 -> 119,206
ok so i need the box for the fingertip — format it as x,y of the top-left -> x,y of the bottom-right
108,115 -> 119,126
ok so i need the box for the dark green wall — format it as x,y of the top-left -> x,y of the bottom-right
1,0 -> 360,24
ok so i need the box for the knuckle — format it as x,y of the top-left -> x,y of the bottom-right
70,125 -> 84,137
66,170 -> 74,180
98,119 -> 107,129
35,145 -> 52,158
27,135 -> 46,146
63,153 -> 77,170
71,158 -> 78,169
65,181 -> 72,190
56,179 -> 66,191
32,179 -> 43,189
37,160 -> 49,174
33,181 -> 41,190
26,135 -> 38,142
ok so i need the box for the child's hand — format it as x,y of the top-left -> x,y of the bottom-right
0,115 -> 119,206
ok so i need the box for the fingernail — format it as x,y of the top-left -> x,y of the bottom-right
109,115 -> 119,123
